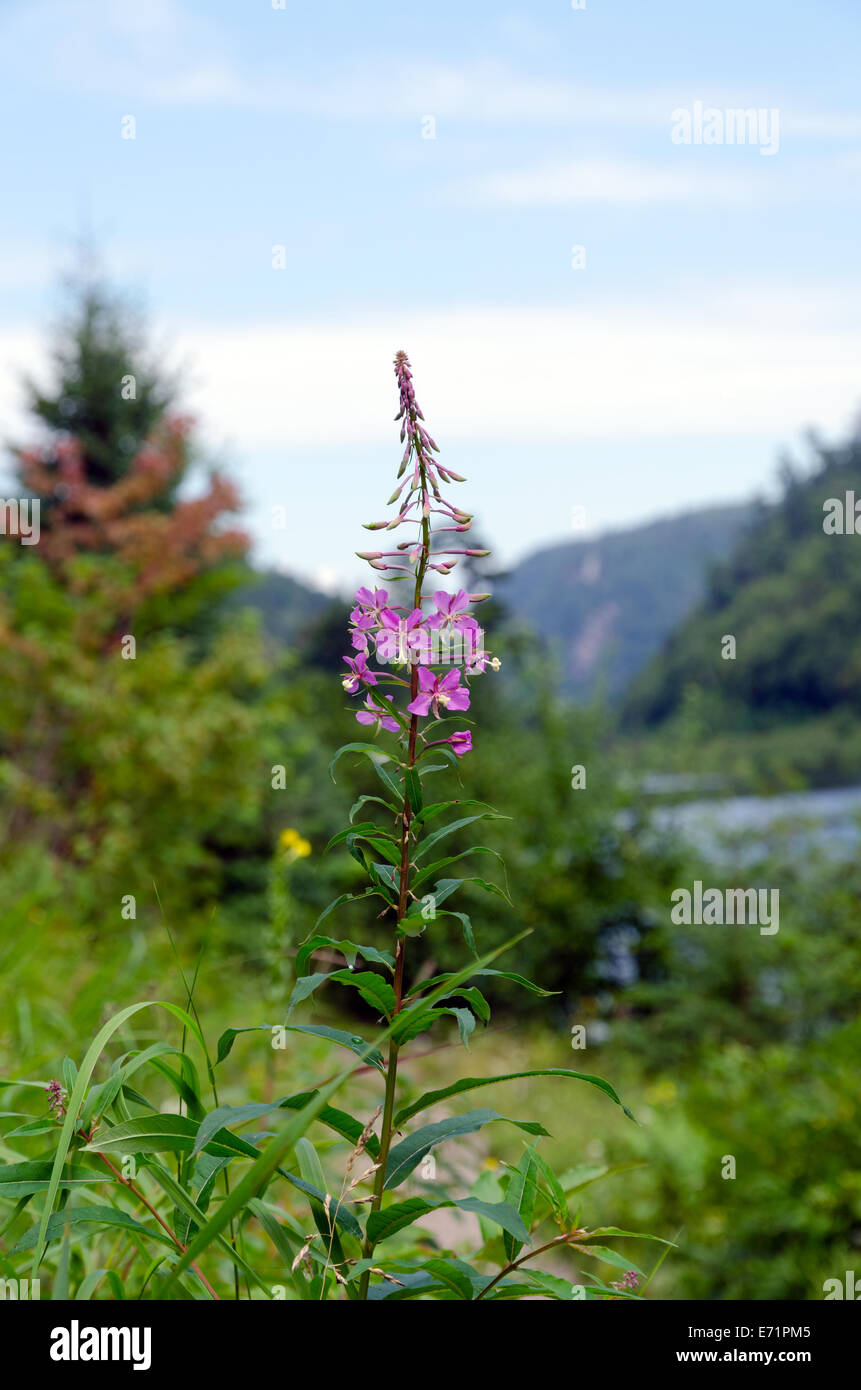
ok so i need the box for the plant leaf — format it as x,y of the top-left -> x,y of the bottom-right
384,1110 -> 548,1190
366,1195 -> 528,1247
393,1068 -> 634,1127
29,999 -> 206,1277
503,1145 -> 539,1264
328,970 -> 397,1020
215,1023 -> 385,1073
295,936 -> 395,976
15,1207 -> 176,1254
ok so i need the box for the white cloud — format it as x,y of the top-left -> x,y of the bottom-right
3,3 -> 861,143
461,157 -> 759,207
164,292 -> 861,452
3,288 -> 858,461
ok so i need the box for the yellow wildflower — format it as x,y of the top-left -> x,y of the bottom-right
279,827 -> 312,857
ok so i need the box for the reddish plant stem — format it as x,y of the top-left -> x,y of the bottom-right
98,1152 -> 220,1300
357,455 -> 430,1301
473,1232 -> 589,1301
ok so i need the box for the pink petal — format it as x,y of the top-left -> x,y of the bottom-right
407,693 -> 433,716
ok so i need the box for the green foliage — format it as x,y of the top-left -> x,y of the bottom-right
607,1024 -> 861,1299
0,547 -> 284,920
498,502 -> 751,698
18,276 -> 177,492
625,430 -> 861,762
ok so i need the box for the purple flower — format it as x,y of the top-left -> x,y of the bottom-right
342,653 -> 377,694
408,667 -> 471,719
355,694 -> 400,734
426,589 -> 477,634
376,608 -> 430,663
349,611 -> 376,652
447,730 -> 473,758
353,587 -> 392,623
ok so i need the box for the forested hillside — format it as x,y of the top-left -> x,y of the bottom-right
498,503 -> 751,698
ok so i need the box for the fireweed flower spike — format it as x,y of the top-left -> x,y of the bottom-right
290,351 -> 646,1302
10,386 -> 653,1305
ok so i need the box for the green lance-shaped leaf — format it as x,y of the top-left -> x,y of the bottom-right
276,1092 -> 380,1157
393,1068 -> 635,1127
383,1110 -> 548,1191
191,1103 -> 286,1159
295,936 -> 395,977
469,969 -> 557,997
503,1145 -> 539,1264
419,1257 -> 476,1301
313,886 -> 391,932
371,862 -> 400,896
74,1268 -> 126,1302
215,1023 -> 385,1073
411,846 -> 506,891
585,1226 -> 677,1245
403,876 -> 512,920
414,744 -> 461,776
356,835 -> 403,870
349,793 -> 399,822
365,1270 -> 449,1301
522,1269 -> 584,1301
366,1195 -> 529,1247
328,970 -> 397,1019
29,998 -> 206,1277
16,1206 -> 177,1254
426,984 -> 490,1022
277,1170 -> 364,1244
558,1160 -> 645,1196
329,743 -> 404,802
0,1162 -> 105,1199
324,824 -> 400,854
5,1118 -> 66,1138
410,970 -> 549,1006
295,1137 -> 347,1262
83,1113 -> 262,1161
285,973 -> 334,1015
158,1045 -> 386,1294
575,1244 -> 648,1281
404,767 -> 423,814
528,1145 -> 569,1229
401,909 -> 478,952
157,931 -> 532,1295
413,798 -> 498,827
145,1160 -> 273,1297
413,811 -> 507,862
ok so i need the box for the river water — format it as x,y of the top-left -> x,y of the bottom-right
645,782 -> 861,862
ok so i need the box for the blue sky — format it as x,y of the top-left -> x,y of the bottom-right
1,0 -> 860,591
